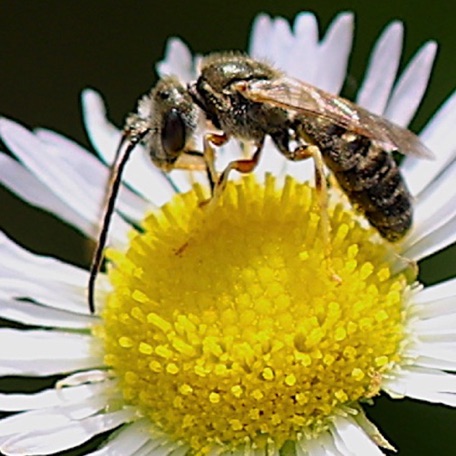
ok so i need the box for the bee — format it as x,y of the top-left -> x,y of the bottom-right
188,52 -> 432,239
88,53 -> 432,313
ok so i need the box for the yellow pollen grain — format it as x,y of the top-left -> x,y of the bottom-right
351,368 -> 365,381
209,392 -> 221,404
99,175 -> 411,455
285,374 -> 297,386
166,363 -> 179,374
231,385 -> 243,397
118,336 -> 133,348
262,367 -> 275,380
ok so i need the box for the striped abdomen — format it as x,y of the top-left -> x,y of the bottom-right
297,120 -> 412,241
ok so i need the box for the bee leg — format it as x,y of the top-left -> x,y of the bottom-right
279,142 -> 341,283
210,138 -> 265,204
204,132 -> 229,195
292,146 -> 331,250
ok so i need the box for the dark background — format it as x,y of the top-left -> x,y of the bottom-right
0,1 -> 455,455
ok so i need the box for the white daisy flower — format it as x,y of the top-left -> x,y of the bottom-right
0,10 -> 455,456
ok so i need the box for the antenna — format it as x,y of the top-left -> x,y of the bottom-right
88,130 -> 148,313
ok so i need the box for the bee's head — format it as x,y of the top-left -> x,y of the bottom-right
145,76 -> 199,170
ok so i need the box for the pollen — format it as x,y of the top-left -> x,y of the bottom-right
97,175 -> 412,453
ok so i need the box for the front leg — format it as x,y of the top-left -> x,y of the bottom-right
210,137 -> 265,204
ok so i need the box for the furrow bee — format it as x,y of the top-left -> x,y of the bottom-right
88,53 -> 432,313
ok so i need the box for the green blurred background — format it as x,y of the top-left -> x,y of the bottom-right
0,1 -> 455,455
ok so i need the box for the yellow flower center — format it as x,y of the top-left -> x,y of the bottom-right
97,174 -> 411,453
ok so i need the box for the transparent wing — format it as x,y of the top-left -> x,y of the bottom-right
233,77 -> 433,158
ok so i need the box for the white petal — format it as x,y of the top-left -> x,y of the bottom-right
0,231 -> 85,286
0,409 -> 134,456
412,278 -> 456,319
332,416 -> 385,455
0,329 -> 90,360
0,232 -> 97,314
81,88 -> 177,207
253,138 -> 290,180
356,22 -> 403,114
384,41 -> 438,127
403,159 -> 456,248
0,381 -> 113,412
384,366 -> 456,406
0,295 -> 94,329
0,329 -> 101,376
402,212 -> 456,261
156,37 -> 195,82
36,128 -> 149,223
0,396 -> 109,437
86,419 -> 152,456
0,119 -> 99,222
412,355 -> 456,371
0,118 -> 130,245
402,90 -> 456,196
414,314 -> 456,333
249,13 -> 273,59
316,12 -> 354,95
0,277 -> 91,316
0,154 -> 92,236
286,12 -> 319,83
139,438 -> 183,456
268,17 -> 294,71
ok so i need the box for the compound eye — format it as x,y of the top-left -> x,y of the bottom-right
162,108 -> 186,155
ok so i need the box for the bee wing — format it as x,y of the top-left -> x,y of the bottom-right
233,77 -> 434,159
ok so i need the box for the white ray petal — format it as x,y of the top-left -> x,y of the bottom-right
0,154 -> 92,236
132,441 -> 169,456
287,12 -> 319,84
409,339 -> 456,361
412,278 -> 456,319
0,231 -> 86,286
414,314 -> 456,333
384,366 -> 456,406
0,277 -> 96,315
145,440 -> 181,456
403,159 -> 456,248
249,13 -> 273,59
0,119 -> 130,245
385,41 -> 438,126
86,419 -> 152,456
253,138 -> 290,180
0,357 -> 102,377
36,128 -> 149,223
0,296 -> 94,329
356,21 -> 403,115
403,212 -> 456,261
412,356 -> 456,371
0,409 -> 135,456
332,417 -> 385,455
402,90 -> 456,196
0,396 -> 109,437
316,12 -> 354,95
259,16 -> 293,72
156,37 -> 195,82
0,329 -> 92,360
0,380 -> 113,412
296,428 -> 343,456
413,277 -> 456,303
81,89 -> 177,206
0,119 -> 100,222
0,329 -> 102,376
